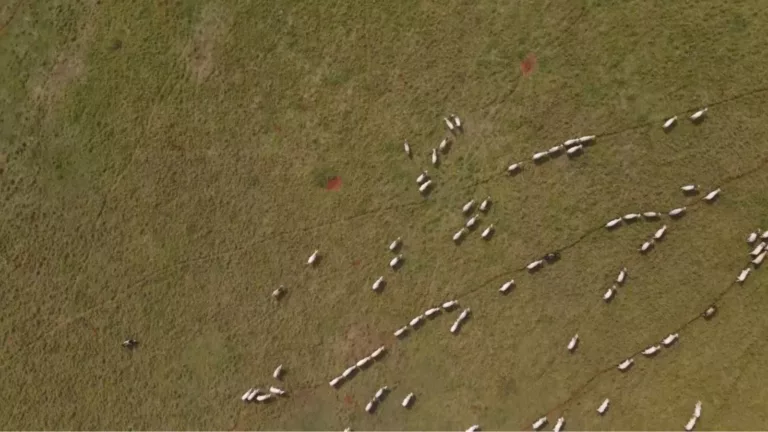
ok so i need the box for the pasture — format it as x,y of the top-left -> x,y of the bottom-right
1,0 -> 768,429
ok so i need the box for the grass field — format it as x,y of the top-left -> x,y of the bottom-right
2,0 -> 768,429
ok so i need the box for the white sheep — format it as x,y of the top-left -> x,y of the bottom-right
749,242 -> 766,256
439,137 -> 450,153
419,179 -> 433,194
617,358 -> 634,371
425,307 -> 442,318
661,333 -> 679,347
499,279 -> 515,294
737,267 -> 751,283
432,148 -> 439,166
669,207 -> 687,217
694,401 -> 702,419
642,345 -> 661,356
553,417 -> 565,432
416,171 -> 429,184
597,398 -> 610,415
371,346 -> 386,360
444,116 -> 455,132
527,259 -> 545,271
342,366 -> 357,378
453,227 -> 468,242
533,151 -> 549,162
272,286 -> 285,300
548,145 -> 564,156
567,334 -> 579,352
307,249 -> 320,265
532,416 -> 548,431
463,199 -> 476,214
606,217 -> 623,229
330,376 -> 343,388
763,230 -> 768,240
356,357 -> 372,369
466,214 -> 479,229
273,364 -> 284,380
394,326 -> 409,338
643,211 -> 661,219
563,138 -> 579,147
372,276 -> 385,292
623,213 -> 640,221
479,196 -> 492,212
410,315 -> 424,327
747,230 -> 759,244
507,162 -> 522,174
681,184 -> 698,193
703,305 -> 717,319
390,254 -> 403,269
247,389 -> 261,402
603,286 -> 616,302
466,425 -> 481,432
256,393 -> 274,402
402,392 -> 415,408
458,308 -> 471,321
242,388 -> 255,402
639,240 -> 654,253
374,386 -> 388,400
442,300 -> 458,310
703,188 -> 721,202
450,320 -> 461,334
663,116 -> 678,130
654,225 -> 668,240
390,237 -> 402,251
685,415 -> 697,431
690,107 -> 708,122
481,224 -> 495,239
578,135 -> 596,144
404,141 -> 411,157
452,114 -> 462,129
753,251 -> 766,267
365,399 -> 376,413
616,267 -> 628,285
566,144 -> 583,156
269,386 -> 286,396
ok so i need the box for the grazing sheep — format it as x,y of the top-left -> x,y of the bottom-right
639,240 -> 654,253
416,171 -> 429,185
703,188 -> 721,202
507,162 -> 522,174
374,386 -> 389,400
548,145 -> 564,156
669,207 -> 687,217
566,144 -> 583,156
623,213 -> 641,221
606,217 -> 623,229
603,286 -> 616,302
344,428 -> 352,432
419,180 -> 433,195
747,231 -> 760,244
122,339 -> 139,349
617,358 -> 634,371
578,135 -> 596,144
463,199 -> 476,214
681,184 -> 698,193
479,196 -> 492,212
439,137 -> 450,153
247,389 -> 261,402
451,309 -> 471,333
737,267 -> 751,283
694,401 -> 702,419
762,230 -> 768,240
544,252 -> 561,263
458,308 -> 471,321
643,211 -> 661,219
553,417 -> 565,432
564,138 -> 580,147
242,388 -> 255,402
444,116 -> 455,132
308,250 -> 320,265
749,242 -> 766,256
685,415 -> 697,431
661,333 -> 679,347
481,224 -> 495,239
390,254 -> 404,269
533,151 -> 549,162
269,386 -> 286,396
394,326 -> 409,338
690,107 -> 708,122
356,356 -> 372,369
703,305 -> 717,319
532,416 -> 548,431
330,376 -> 344,388
753,251 -> 766,267
642,345 -> 661,356
273,364 -> 284,380
410,315 -> 424,327
499,279 -> 515,294
425,307 -> 442,318
597,398 -> 610,415
616,267 -> 628,285
432,148 -> 439,166
453,227 -> 468,243
402,392 -> 415,408
527,259 -> 545,271
365,399 -> 377,413
567,334 -> 579,352
654,225 -> 668,240
466,214 -> 479,229
256,393 -> 274,402
272,286 -> 286,300
452,114 -> 462,129
371,346 -> 386,359
450,320 -> 461,334
663,116 -> 678,130
343,366 -> 357,378
390,237 -> 402,251
404,141 -> 411,157
372,276 -> 385,292
442,300 -> 458,310
466,425 -> 481,432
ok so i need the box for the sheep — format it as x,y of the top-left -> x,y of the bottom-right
356,356 -> 372,369
458,308 -> 471,321
702,305 -> 717,320
479,196 -> 492,212
372,276 -> 385,292
566,144 -> 583,156
617,358 -> 634,371
466,214 -> 479,229
694,401 -> 702,419
507,162 -> 522,174
736,267 -> 751,283
643,211 -> 661,219
661,333 -> 679,347
606,217 -> 623,229
394,326 -> 409,338
544,251 -> 561,263
402,392 -> 415,408
681,184 -> 698,193
444,116 -> 456,132
442,300 -> 458,310
481,224 -> 495,239
532,416 -> 548,431
567,334 -> 579,352
450,320 -> 461,334
527,259 -> 545,271
247,388 -> 261,402
548,145 -> 564,156
639,240 -> 654,253
371,346 -> 386,360
122,339 -> 139,349
578,135 -> 596,144
424,307 -> 442,318
330,376 -> 344,388
419,180 -> 433,194
404,141 -> 411,157
597,398 -> 610,415
365,399 -> 377,413
451,309 -> 471,333
273,364 -> 284,380
499,279 -> 515,294
390,237 -> 402,251
642,345 -> 661,356
272,286 -> 286,300
533,151 -> 549,162
466,425 -> 481,432
669,207 -> 687,217
453,227 -> 468,243
663,116 -> 678,130
390,254 -> 404,269
410,315 -> 424,327
416,171 -> 429,185
432,148 -> 439,166
703,188 -> 721,202
762,230 -> 768,240
463,199 -> 476,214
242,388 -> 255,402
342,366 -> 357,378
256,393 -> 274,402
344,428 -> 352,432
747,231 -> 759,244
553,417 -> 565,432
685,415 -> 697,431
563,138 -> 579,147
439,137 -> 450,153
452,114 -> 462,129
374,386 -> 389,400
690,107 -> 708,122
654,225 -> 668,240
269,386 -> 286,396
616,267 -> 628,285
603,286 -> 616,302
749,242 -> 766,256
753,251 -> 766,267
623,213 -> 641,221
308,250 -> 320,265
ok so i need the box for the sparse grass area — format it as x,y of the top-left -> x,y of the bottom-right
1,0 -> 768,429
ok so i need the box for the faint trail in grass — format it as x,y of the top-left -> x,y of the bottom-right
0,0 -> 27,36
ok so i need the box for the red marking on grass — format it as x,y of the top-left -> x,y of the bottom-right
344,395 -> 354,406
520,53 -> 537,76
326,176 -> 342,190
352,259 -> 361,266
274,124 -> 281,133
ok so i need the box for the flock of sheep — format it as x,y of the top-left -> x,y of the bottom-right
235,106 -> 767,431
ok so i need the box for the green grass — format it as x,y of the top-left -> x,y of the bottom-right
2,0 -> 768,429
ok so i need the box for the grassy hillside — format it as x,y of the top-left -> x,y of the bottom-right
1,0 -> 767,429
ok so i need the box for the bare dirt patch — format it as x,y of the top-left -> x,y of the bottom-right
185,3 -> 233,84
